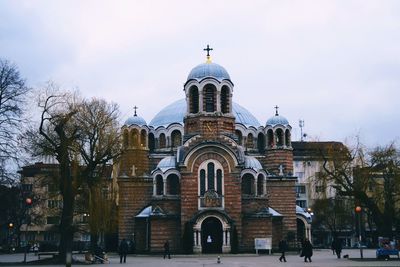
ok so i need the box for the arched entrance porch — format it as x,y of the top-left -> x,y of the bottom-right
192,211 -> 231,253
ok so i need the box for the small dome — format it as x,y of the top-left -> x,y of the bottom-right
124,115 -> 147,127
266,114 -> 289,126
187,62 -> 231,82
156,156 -> 176,173
244,156 -> 263,171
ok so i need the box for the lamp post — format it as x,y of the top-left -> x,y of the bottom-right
355,206 -> 363,259
24,197 -> 32,263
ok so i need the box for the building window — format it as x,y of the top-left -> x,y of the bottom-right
171,130 -> 182,148
220,86 -> 230,114
285,129 -> 291,147
257,174 -> 264,195
159,133 -> 166,148
131,129 -> 139,147
296,185 -> 306,194
257,133 -> 265,153
235,130 -> 243,145
198,161 -> 223,196
148,133 -> 155,151
241,173 -> 254,195
295,172 -> 304,179
315,185 -> 325,193
189,86 -> 199,113
296,200 -> 307,208
276,128 -> 284,146
166,174 -> 180,195
44,232 -> 58,242
48,200 -> 62,208
22,184 -> 32,192
80,233 -> 91,242
140,129 -> 147,147
156,175 -> 163,195
204,84 -> 216,112
267,129 -> 274,147
247,133 -> 254,149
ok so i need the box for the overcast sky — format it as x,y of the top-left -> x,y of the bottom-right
1,0 -> 399,147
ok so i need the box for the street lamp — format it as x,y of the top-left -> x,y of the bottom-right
355,206 -> 363,259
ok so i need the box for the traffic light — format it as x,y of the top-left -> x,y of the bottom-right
25,197 -> 32,206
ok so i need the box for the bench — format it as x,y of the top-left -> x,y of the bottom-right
38,251 -> 58,259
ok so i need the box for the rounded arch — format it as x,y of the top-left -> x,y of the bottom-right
257,132 -> 265,153
155,174 -> 163,195
203,83 -> 217,112
189,85 -> 199,114
159,133 -> 166,149
131,129 -> 139,147
123,129 -> 129,148
235,130 -> 243,146
171,129 -> 182,148
220,85 -> 231,114
140,129 -> 147,147
267,129 -> 274,147
257,173 -> 265,196
148,133 -> 155,151
246,133 -> 254,149
197,159 -> 224,197
275,128 -> 284,147
241,173 -> 255,195
166,173 -> 180,195
285,129 -> 291,147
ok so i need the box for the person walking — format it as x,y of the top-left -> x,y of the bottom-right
163,240 -> 171,259
331,240 -> 335,255
278,239 -> 288,262
119,238 -> 129,264
333,238 -> 342,259
302,238 -> 313,262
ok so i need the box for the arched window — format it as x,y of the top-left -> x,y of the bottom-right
167,174 -> 180,195
276,128 -> 284,147
159,133 -> 166,149
267,129 -> 274,147
140,129 -> 147,147
241,173 -> 254,195
199,161 -> 223,196
156,175 -> 163,195
148,133 -> 155,152
131,129 -> 139,147
221,86 -> 230,114
123,130 -> 129,148
203,84 -> 216,112
247,133 -> 254,149
235,130 -> 243,145
189,86 -> 199,113
257,133 -> 265,153
171,130 -> 182,148
257,174 -> 264,196
285,129 -> 291,147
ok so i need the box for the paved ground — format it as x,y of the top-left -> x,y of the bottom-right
0,249 -> 399,267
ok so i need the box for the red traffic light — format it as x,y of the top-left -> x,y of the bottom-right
25,198 -> 32,205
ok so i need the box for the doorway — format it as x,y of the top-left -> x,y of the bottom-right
201,217 -> 223,253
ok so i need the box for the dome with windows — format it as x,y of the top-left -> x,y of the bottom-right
187,62 -> 231,82
124,114 -> 147,127
149,99 -> 261,128
154,156 -> 177,173
244,156 -> 263,171
266,114 -> 289,126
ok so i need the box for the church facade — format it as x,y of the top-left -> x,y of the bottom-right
115,51 -> 300,253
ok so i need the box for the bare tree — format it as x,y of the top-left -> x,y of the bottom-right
0,59 -> 30,184
26,85 -> 121,264
319,141 -> 400,239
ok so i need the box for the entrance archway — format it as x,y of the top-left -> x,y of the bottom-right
201,217 -> 223,253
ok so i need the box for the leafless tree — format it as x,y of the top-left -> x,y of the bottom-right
0,59 -> 30,184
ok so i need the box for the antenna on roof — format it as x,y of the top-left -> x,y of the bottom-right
299,119 -> 307,142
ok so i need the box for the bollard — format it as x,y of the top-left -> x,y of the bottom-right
217,256 -> 221,264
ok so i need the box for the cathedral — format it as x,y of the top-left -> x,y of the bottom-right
115,48 -> 300,253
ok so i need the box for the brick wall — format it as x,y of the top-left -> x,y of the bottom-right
118,149 -> 149,176
149,217 -> 181,253
241,217 -> 272,251
263,149 -> 294,176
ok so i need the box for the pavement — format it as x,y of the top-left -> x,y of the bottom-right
0,249 -> 399,267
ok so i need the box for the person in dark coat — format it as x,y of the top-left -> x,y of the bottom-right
163,240 -> 171,259
333,238 -> 342,259
302,238 -> 313,262
278,239 -> 288,262
119,238 -> 129,263
331,240 -> 335,255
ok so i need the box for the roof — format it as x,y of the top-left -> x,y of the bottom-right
292,141 -> 348,159
149,99 -> 261,128
187,62 -> 231,82
244,156 -> 263,171
124,115 -> 147,127
266,114 -> 289,126
155,156 -> 177,173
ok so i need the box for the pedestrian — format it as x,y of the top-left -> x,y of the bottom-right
333,238 -> 342,259
119,238 -> 129,264
302,238 -> 313,263
278,239 -> 288,262
331,240 -> 335,255
163,240 -> 171,259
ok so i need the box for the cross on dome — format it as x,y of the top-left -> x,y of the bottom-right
274,105 -> 279,116
133,106 -> 138,116
203,44 -> 213,63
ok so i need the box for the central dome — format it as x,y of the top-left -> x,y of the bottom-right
187,62 -> 231,81
149,99 -> 260,128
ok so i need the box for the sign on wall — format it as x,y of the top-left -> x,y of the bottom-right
255,237 -> 272,254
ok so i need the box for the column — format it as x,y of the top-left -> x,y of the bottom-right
153,180 -> 156,196
216,87 -> 221,112
163,179 -> 167,195
199,89 -> 204,112
253,178 -> 257,196
223,231 -> 226,245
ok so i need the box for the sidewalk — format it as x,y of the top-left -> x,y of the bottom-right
0,249 -> 399,267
